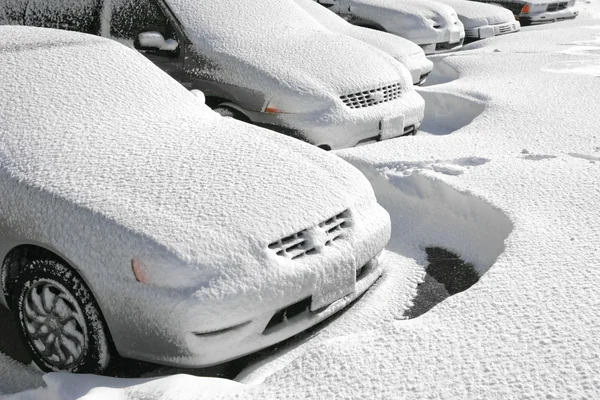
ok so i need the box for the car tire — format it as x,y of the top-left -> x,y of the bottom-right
10,258 -> 114,373
213,105 -> 249,122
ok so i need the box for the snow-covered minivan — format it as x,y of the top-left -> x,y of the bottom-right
471,0 -> 578,25
314,0 -> 465,54
1,0 -> 424,150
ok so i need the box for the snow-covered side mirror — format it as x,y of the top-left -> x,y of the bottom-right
191,89 -> 206,105
137,31 -> 166,50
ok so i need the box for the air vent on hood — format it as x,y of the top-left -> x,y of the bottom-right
340,83 -> 402,109
269,210 -> 351,260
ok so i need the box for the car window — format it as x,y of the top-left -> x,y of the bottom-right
110,0 -> 175,41
3,0 -> 102,34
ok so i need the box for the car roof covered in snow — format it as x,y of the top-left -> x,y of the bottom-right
163,0 -> 405,96
0,26 -> 375,263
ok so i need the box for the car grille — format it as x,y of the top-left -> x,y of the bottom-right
268,210 -> 350,260
546,1 -> 568,11
340,83 -> 402,109
496,22 -> 519,35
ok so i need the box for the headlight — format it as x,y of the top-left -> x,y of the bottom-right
262,94 -> 333,114
130,255 -> 215,289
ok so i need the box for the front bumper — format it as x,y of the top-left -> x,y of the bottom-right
519,7 -> 579,24
419,28 -> 466,55
246,89 -> 425,150
465,21 -> 521,40
107,201 -> 391,367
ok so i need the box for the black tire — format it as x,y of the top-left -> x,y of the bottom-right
213,105 -> 249,122
10,258 -> 114,373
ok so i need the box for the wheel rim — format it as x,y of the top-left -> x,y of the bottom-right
22,280 -> 87,369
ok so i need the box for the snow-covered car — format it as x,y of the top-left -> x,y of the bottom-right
433,0 -> 520,40
293,0 -> 433,85
0,26 -> 391,373
1,0 -> 425,150
470,0 -> 578,25
314,0 -> 465,55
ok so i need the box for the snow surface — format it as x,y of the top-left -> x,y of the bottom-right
3,1 -> 600,399
0,26 -> 390,366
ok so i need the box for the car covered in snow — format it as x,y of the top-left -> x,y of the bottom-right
314,0 -> 465,54
1,0 -> 425,150
293,0 -> 434,85
470,0 -> 578,25
0,26 -> 391,373
433,0 -> 520,40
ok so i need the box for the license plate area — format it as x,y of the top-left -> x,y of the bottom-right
380,115 -> 405,141
450,31 -> 461,44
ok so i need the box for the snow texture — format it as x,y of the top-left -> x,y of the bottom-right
0,26 -> 390,366
292,0 -> 433,84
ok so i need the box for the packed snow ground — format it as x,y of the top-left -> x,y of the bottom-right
2,1 -> 600,398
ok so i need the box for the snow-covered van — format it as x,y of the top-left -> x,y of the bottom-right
314,0 -> 465,54
293,0 -> 434,85
471,0 -> 578,25
1,26 -> 392,373
1,0 -> 425,150
434,0 -> 520,40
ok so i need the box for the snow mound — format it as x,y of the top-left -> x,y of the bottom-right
7,373 -> 246,400
417,90 -> 487,135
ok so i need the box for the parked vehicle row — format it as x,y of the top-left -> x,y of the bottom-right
0,0 -> 581,375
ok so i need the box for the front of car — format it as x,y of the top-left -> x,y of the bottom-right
434,0 -> 520,40
516,0 -> 578,25
293,0 -> 433,85
166,0 -> 424,150
344,0 -> 465,54
0,26 -> 391,367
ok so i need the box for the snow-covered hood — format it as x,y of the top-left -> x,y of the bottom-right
348,0 -> 461,35
166,0 -> 407,100
0,27 -> 376,267
434,0 -> 515,28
